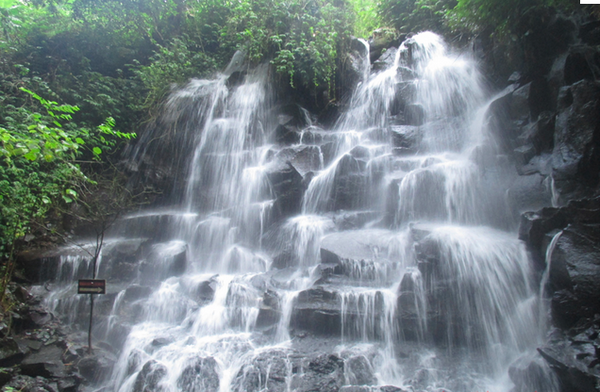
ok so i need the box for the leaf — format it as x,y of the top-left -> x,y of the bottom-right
23,149 -> 38,161
65,189 -> 77,197
93,147 -> 102,155
75,138 -> 85,145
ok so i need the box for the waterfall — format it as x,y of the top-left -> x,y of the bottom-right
43,31 -> 554,392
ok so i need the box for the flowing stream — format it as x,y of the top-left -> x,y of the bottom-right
44,32 -> 557,392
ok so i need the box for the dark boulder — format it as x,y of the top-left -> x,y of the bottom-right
564,46 -> 599,86
256,289 -> 281,328
331,154 -> 367,211
369,29 -> 397,63
342,37 -> 370,95
290,287 -> 341,336
517,111 -> 555,154
506,173 -> 553,217
265,160 -> 304,219
345,355 -> 376,386
538,326 -> 600,392
0,337 -> 25,367
580,20 -> 600,46
508,354 -> 559,392
133,360 -> 167,392
20,345 -> 65,379
275,124 -> 301,146
77,350 -> 117,384
177,356 -> 219,392
551,80 -> 600,204
548,224 -> 600,328
276,145 -> 324,177
140,241 -> 188,282
515,8 -> 577,78
390,125 -> 421,155
404,104 -> 425,126
233,350 -> 290,392
291,354 -> 345,392
4,374 -> 60,392
372,47 -> 398,73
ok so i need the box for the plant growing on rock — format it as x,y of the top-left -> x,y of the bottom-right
0,88 -> 135,315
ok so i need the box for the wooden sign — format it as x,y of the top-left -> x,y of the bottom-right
78,279 -> 106,294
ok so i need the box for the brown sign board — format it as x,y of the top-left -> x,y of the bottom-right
78,279 -> 106,294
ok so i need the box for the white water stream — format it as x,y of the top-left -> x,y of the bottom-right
44,32 -> 557,392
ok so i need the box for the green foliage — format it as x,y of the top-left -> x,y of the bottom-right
131,36 -> 217,111
224,0 -> 353,92
0,88 -> 135,312
347,0 -> 379,37
447,0 -> 574,36
378,0 -> 456,34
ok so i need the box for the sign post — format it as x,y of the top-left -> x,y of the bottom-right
78,279 -> 106,354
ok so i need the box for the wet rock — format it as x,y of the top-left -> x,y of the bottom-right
369,29 -> 397,63
124,285 -> 153,302
538,327 -> 600,392
549,224 -> 600,327
256,290 -> 281,328
233,350 -> 289,392
133,360 -> 167,392
519,197 -> 600,325
0,366 -> 15,388
331,154 -> 367,211
377,386 -> 406,392
77,350 -> 117,384
223,50 -> 246,77
140,241 -> 187,281
404,104 -> 425,126
177,356 -> 219,392
291,287 -> 341,336
320,230 -> 393,267
17,251 -> 62,284
551,80 -> 600,204
103,240 -> 147,282
342,37 -> 370,93
515,8 -> 576,77
506,173 -> 552,217
390,125 -> 421,155
513,144 -> 536,167
277,145 -> 324,177
0,337 -> 25,367
345,355 -> 376,386
372,47 -> 398,73
517,111 -> 555,154
20,345 -> 65,379
331,211 -> 380,231
265,160 -> 304,218
4,374 -> 59,392
508,354 -> 559,392
563,46 -> 599,86
294,354 -> 345,392
339,387 -> 370,392
271,249 -> 297,270
580,21 -> 600,46
275,124 -> 301,145
193,277 -> 217,304
518,206 -> 568,255
485,86 -> 524,153
57,376 -> 80,392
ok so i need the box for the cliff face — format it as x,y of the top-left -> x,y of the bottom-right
473,8 -> 600,391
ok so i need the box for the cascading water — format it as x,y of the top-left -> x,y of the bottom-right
43,32 -> 558,392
